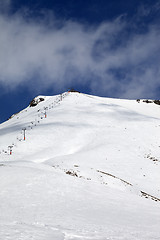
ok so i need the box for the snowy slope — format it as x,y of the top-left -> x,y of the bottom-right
0,92 -> 160,240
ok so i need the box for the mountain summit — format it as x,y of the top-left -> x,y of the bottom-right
0,92 -> 160,239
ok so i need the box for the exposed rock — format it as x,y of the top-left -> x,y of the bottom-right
143,99 -> 153,103
154,100 -> 160,105
66,170 -> 78,177
30,97 -> 45,107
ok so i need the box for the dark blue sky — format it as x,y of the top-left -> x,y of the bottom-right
11,0 -> 157,22
0,0 -> 160,123
12,0 -> 139,22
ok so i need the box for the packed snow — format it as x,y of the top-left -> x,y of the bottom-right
0,92 -> 160,239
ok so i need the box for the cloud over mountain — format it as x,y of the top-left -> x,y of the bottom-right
0,6 -> 160,98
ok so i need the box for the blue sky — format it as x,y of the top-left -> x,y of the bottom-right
0,0 -> 160,123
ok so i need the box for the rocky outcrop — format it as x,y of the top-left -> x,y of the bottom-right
29,97 -> 45,107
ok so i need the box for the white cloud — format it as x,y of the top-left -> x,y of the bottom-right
0,9 -> 160,98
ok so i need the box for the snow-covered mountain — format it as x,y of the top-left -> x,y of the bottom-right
0,92 -> 160,240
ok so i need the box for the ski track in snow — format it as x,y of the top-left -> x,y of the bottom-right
0,92 -> 160,239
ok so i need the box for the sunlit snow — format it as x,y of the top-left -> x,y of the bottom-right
0,92 -> 160,239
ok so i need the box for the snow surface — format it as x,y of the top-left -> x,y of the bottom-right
0,92 -> 160,239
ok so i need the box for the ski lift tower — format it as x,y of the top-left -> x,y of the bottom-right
22,128 -> 26,140
8,146 -> 13,155
44,107 -> 47,118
